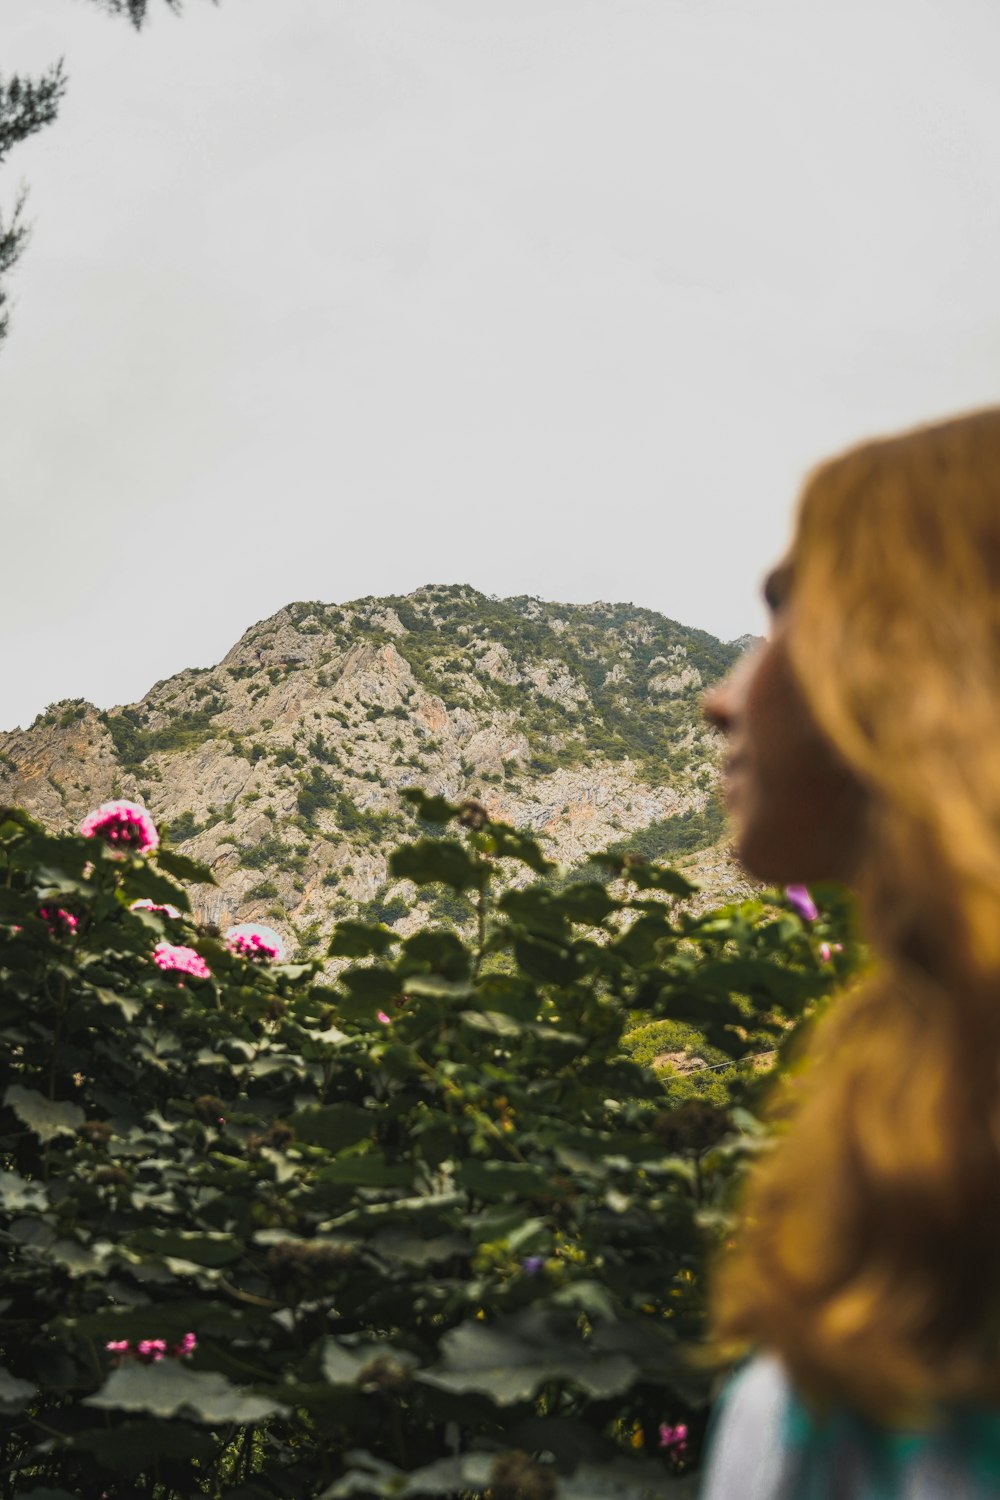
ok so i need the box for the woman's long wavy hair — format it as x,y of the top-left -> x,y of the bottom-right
708,407 -> 1000,1429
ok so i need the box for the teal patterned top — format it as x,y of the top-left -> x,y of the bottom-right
697,1354 -> 1000,1499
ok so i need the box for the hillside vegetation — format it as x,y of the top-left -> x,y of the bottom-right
0,586 -> 756,956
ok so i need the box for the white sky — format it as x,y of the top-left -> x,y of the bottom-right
2,0 -> 999,730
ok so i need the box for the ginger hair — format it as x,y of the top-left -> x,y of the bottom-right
707,408 -> 1000,1428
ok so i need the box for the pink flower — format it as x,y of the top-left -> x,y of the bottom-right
80,800 -> 159,854
225,922 -> 285,963
131,898 -> 182,920
785,884 -> 818,922
174,1332 -> 197,1357
376,1010 -> 392,1025
136,1339 -> 168,1362
39,906 -> 78,938
658,1422 -> 688,1450
818,941 -> 844,963
153,943 -> 211,979
105,1339 -> 130,1355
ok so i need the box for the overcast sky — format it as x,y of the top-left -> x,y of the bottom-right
2,0 -> 999,730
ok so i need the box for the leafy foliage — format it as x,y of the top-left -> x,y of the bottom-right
0,797 -> 856,1496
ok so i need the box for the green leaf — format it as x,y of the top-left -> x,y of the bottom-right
118,863 -> 192,913
321,1339 -> 418,1387
0,1171 -> 47,1212
400,788 -> 458,824
329,921 -> 398,958
416,1307 -> 637,1404
72,1419 -> 217,1474
553,882 -> 618,926
341,967 -> 403,1008
91,985 -> 142,1022
512,936 -> 579,985
389,839 -> 481,892
315,1155 -> 411,1188
0,1367 -> 35,1411
4,1084 -> 84,1143
126,1229 -> 244,1268
290,1102 -> 373,1151
155,848 -> 217,885
473,974 -> 539,1021
478,823 -> 555,875
458,1159 -> 553,1199
84,1362 -> 287,1425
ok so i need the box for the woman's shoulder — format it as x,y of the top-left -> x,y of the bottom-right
697,1354 -> 798,1499
698,1353 -> 1000,1500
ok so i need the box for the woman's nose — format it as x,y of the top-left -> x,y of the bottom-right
702,644 -> 762,734
702,679 -> 736,734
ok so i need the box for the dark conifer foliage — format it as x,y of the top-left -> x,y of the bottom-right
89,0 -> 212,26
0,64 -> 66,342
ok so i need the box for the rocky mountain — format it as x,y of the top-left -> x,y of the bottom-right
0,585 -> 758,956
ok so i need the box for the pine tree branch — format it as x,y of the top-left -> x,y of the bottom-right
87,0 -> 217,28
0,63 -> 66,167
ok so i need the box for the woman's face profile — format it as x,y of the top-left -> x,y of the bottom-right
702,561 -> 869,886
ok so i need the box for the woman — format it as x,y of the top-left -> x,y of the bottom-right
697,408 -> 1000,1498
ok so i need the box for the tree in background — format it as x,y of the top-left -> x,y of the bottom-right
0,0 -> 218,344
0,65 -> 65,342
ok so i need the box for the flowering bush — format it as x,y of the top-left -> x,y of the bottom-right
152,941 -> 211,979
79,798 -> 159,854
38,904 -> 78,937
106,1333 -> 197,1364
0,795 -> 857,1498
130,897 -> 182,919
224,921 -> 284,963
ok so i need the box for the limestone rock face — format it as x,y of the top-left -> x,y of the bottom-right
0,585 -> 751,957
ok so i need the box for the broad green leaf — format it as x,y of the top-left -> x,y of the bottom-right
458,1159 -> 553,1199
118,864 -> 192,913
328,921 -> 398,958
290,1102 -> 373,1151
72,1419 -> 217,1474
0,1171 -> 47,1211
389,839 -> 481,892
315,1155 -> 411,1188
127,1229 -> 243,1268
400,788 -> 458,824
416,1307 -> 637,1403
84,1362 -> 286,1424
0,1367 -> 35,1410
4,1084 -> 85,1143
155,848 -> 217,885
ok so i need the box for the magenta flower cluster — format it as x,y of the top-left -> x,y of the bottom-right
785,884 -> 819,922
80,800 -> 159,854
131,898 -> 182,920
225,923 -> 285,963
39,905 -> 78,938
105,1332 -> 197,1364
153,943 -> 211,980
658,1422 -> 688,1461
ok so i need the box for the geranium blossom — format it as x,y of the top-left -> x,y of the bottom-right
376,1010 -> 392,1025
131,898 -> 182,920
225,922 -> 285,963
819,941 -> 844,963
785,884 -> 819,922
80,800 -> 159,854
153,943 -> 211,979
105,1333 -> 197,1364
39,906 -> 78,937
659,1422 -> 688,1454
